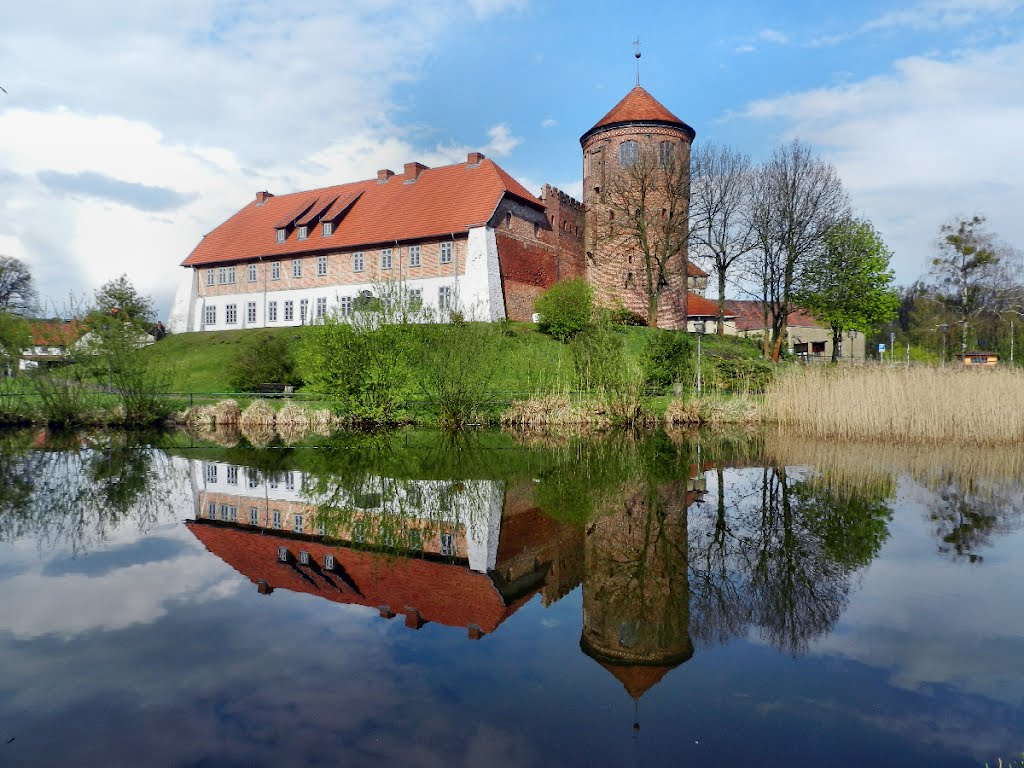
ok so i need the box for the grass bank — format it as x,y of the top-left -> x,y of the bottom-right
766,365 -> 1024,445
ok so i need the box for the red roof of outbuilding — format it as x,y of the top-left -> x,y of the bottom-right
187,521 -> 535,636
183,158 -> 543,268
686,292 -> 733,318
582,86 -> 695,143
27,319 -> 83,347
723,300 -> 823,332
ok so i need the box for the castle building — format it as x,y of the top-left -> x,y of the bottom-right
169,86 -> 701,333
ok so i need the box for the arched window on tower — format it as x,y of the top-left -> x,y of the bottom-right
619,140 -> 638,167
658,141 -> 675,168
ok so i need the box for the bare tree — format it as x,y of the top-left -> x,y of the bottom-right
0,255 -> 37,316
747,141 -> 850,360
689,142 -> 756,335
599,143 -> 691,327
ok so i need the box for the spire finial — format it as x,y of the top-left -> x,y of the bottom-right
633,37 -> 642,85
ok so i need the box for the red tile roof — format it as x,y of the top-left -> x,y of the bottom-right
687,261 -> 707,278
183,158 -> 543,267
27,319 -> 83,347
723,300 -> 823,332
187,521 -> 536,636
582,86 -> 695,142
686,292 -> 733,318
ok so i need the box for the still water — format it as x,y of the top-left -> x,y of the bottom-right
0,429 -> 1021,767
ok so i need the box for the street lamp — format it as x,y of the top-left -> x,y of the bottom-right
694,320 -> 706,396
847,329 -> 857,361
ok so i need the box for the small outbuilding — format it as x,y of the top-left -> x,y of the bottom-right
958,351 -> 999,367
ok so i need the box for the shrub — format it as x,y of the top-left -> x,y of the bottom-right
570,322 -> 627,391
642,330 -> 693,390
227,335 -> 302,392
609,303 -> 647,326
535,279 -> 593,342
710,356 -> 775,393
416,322 -> 504,430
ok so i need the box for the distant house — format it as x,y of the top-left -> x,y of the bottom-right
686,292 -> 736,333
19,319 -> 84,371
958,351 -> 999,367
722,300 -> 867,360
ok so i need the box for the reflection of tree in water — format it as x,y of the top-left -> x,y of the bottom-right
0,431 -> 176,555
922,472 -> 1024,564
688,463 -> 892,656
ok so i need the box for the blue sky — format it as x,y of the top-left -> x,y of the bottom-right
1,0 -> 1022,317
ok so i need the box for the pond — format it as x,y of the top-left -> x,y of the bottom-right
0,429 -> 1021,767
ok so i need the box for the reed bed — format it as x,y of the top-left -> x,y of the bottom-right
664,394 -> 762,426
766,366 -> 1024,445
502,394 -> 592,427
276,403 -> 310,444
239,399 -> 276,431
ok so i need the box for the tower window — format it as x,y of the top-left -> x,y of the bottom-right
658,141 -> 674,167
619,140 -> 638,167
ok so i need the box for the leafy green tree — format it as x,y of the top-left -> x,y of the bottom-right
0,312 -> 31,375
226,334 -> 302,392
929,216 -> 1001,358
93,274 -> 156,327
797,217 -> 899,362
535,278 -> 593,342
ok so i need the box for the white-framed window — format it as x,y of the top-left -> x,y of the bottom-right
299,299 -> 309,324
292,258 -> 302,278
353,522 -> 367,544
318,522 -> 326,536
441,532 -> 455,556
408,245 -> 421,267
269,477 -> 278,489
380,248 -> 392,270
409,288 -> 422,309
324,554 -> 335,570
247,301 -> 257,323
298,225 -> 308,241
619,140 -> 639,167
268,301 -> 278,322
206,269 -> 215,286
272,510 -> 282,529
226,466 -> 238,485
322,221 -> 333,237
226,304 -> 238,324
204,305 -> 216,325
409,529 -> 423,551
271,261 -> 281,280
438,285 -> 453,311
276,228 -> 286,243
340,297 -> 353,318
440,241 -> 453,264
317,255 -> 328,275
285,472 -> 295,491
248,471 -> 259,488
217,266 -> 227,284
207,501 -> 216,518
247,263 -> 257,282
294,514 -> 304,533
316,297 -> 327,319
249,507 -> 259,526
229,505 -> 238,522
353,252 -> 364,272
220,504 -> 229,521
284,301 -> 294,321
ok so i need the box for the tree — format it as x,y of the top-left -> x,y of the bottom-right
0,312 -> 31,375
94,275 -> 156,327
689,142 -> 756,335
928,216 -> 1002,358
797,218 -> 899,362
600,143 -> 691,327
747,141 -> 850,360
0,256 -> 37,315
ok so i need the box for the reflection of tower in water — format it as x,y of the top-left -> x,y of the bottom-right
580,476 -> 700,712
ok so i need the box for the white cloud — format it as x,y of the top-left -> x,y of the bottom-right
741,40 -> 1024,283
467,0 -> 527,18
735,44 -> 757,54
759,28 -> 790,44
862,0 -> 1024,32
541,118 -> 558,129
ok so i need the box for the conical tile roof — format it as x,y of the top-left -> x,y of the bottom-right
581,85 -> 694,144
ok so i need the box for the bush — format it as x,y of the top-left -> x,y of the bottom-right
570,322 -> 627,391
710,356 -> 774,393
535,279 -> 593,342
227,335 -> 302,392
642,330 -> 693,390
609,303 -> 647,326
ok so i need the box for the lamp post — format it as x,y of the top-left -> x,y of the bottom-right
938,323 -> 948,368
694,320 -> 706,396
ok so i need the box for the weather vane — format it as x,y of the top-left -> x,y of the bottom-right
633,37 -> 642,85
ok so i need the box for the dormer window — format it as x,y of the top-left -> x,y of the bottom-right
276,228 -> 286,243
297,225 -> 308,241
322,221 -> 333,237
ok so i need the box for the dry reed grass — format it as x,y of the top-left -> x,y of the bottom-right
502,395 -> 590,427
308,408 -> 336,436
212,399 -> 242,426
766,366 -> 1024,445
664,395 -> 762,426
276,403 -> 310,444
239,400 -> 276,431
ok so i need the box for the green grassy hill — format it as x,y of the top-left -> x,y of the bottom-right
142,322 -> 769,395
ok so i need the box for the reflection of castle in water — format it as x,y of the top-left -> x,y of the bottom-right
182,457 -> 702,697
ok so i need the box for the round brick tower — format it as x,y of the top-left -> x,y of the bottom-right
580,86 -> 696,328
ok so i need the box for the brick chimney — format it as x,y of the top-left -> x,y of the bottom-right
377,169 -> 395,183
255,191 -> 274,205
403,162 -> 428,181
466,152 -> 486,165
